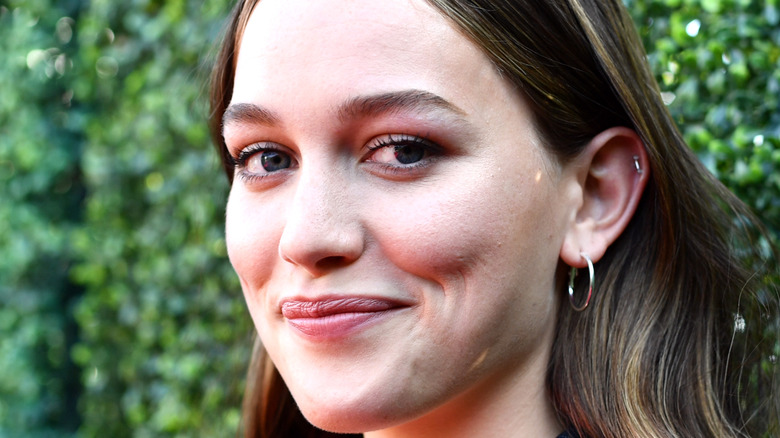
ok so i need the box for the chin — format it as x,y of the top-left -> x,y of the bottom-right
294,393 -> 414,434
299,406 -> 383,434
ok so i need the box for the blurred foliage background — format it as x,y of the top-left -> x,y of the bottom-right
0,0 -> 777,436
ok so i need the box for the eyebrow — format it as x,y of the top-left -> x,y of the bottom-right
336,89 -> 466,122
222,89 -> 466,133
222,102 -> 280,132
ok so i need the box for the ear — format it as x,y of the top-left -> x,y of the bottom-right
560,127 -> 649,268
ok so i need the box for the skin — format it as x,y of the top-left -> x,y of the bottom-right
221,0 -> 649,436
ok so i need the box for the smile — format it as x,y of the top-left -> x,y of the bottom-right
280,296 -> 408,340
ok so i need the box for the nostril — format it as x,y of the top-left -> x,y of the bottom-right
277,206 -> 365,275
315,256 -> 353,271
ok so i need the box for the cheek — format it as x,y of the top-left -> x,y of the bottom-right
364,174 -> 563,384
225,189 -> 280,316
372,174 -> 557,285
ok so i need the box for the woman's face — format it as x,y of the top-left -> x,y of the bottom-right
224,0 -> 577,434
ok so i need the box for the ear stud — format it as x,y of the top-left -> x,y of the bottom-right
633,155 -> 642,174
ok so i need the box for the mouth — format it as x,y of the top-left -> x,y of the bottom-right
280,296 -> 408,340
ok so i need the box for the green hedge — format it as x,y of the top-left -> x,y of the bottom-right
0,0 -> 777,436
628,0 -> 780,230
1,0 -> 247,436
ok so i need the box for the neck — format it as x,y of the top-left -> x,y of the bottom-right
364,351 -> 562,438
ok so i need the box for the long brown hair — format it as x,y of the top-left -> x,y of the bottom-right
209,1 -> 779,437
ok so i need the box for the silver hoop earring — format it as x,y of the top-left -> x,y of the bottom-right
568,253 -> 594,311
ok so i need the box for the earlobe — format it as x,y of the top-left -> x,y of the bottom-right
560,127 -> 649,268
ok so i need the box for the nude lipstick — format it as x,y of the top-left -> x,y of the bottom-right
280,297 -> 405,339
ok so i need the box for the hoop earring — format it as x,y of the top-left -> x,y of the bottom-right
568,253 -> 594,311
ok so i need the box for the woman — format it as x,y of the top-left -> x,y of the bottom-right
209,0 -> 778,437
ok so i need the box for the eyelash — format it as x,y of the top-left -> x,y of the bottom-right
231,142 -> 293,183
229,133 -> 442,183
367,133 -> 434,151
232,143 -> 266,167
365,133 -> 442,171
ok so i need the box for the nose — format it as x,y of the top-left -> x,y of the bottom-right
278,166 -> 365,276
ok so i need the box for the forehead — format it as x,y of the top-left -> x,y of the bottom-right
241,0 -> 447,55
232,0 -> 496,109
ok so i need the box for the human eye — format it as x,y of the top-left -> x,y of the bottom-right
364,134 -> 442,173
232,142 -> 296,183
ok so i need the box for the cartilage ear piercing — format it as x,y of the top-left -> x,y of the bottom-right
633,155 -> 642,174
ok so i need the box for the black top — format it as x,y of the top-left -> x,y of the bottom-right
556,430 -> 579,438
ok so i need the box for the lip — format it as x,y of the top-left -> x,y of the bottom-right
280,296 -> 408,340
